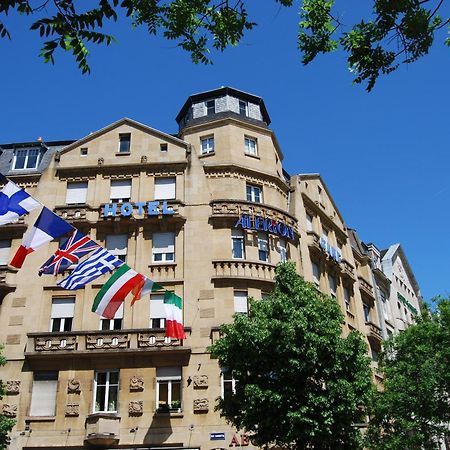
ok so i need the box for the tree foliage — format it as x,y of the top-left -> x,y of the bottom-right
209,262 -> 373,450
0,346 -> 15,450
366,298 -> 450,450
1,1 -> 449,89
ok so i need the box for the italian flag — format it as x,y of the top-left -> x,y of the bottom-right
92,264 -> 144,319
164,291 -> 186,340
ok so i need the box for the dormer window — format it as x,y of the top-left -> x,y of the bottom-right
13,148 -> 42,170
205,100 -> 215,116
239,100 -> 248,116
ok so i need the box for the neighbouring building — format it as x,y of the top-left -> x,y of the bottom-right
0,87 -> 422,450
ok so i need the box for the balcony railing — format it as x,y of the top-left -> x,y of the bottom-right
148,263 -> 177,282
307,230 -> 321,251
366,321 -> 383,343
0,266 -> 17,297
212,259 -> 276,283
358,276 -> 374,298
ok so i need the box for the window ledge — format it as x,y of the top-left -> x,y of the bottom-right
155,410 -> 183,418
244,153 -> 260,160
25,416 -> 56,422
149,262 -> 177,267
115,152 -> 131,156
199,152 -> 215,159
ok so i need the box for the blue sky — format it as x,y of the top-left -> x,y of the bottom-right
1,2 -> 449,302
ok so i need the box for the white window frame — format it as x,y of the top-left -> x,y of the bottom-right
65,181 -> 88,205
234,290 -> 248,314
278,239 -> 287,262
363,303 -> 371,322
106,234 -> 128,262
306,213 -> 313,232
156,367 -> 182,412
258,233 -> 269,262
110,179 -> 132,203
100,303 -> 123,330
29,371 -> 58,417
93,370 -> 119,413
343,286 -> 351,310
154,177 -> 176,200
246,184 -> 263,203
312,261 -> 320,285
50,297 -> 75,332
239,100 -> 248,117
231,229 -> 245,259
200,136 -> 215,155
118,133 -> 131,153
12,148 -> 41,170
152,232 -> 175,263
244,137 -> 257,156
0,239 -> 11,266
150,293 -> 166,329
221,368 -> 237,400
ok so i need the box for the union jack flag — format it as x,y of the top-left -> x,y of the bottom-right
39,229 -> 99,275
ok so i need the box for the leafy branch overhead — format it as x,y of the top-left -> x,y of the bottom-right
0,0 -> 449,90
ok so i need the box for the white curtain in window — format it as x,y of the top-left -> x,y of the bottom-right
154,178 -> 176,200
0,240 -> 11,265
110,180 -> 131,200
51,298 -> 75,318
66,182 -> 88,204
153,232 -> 175,253
234,291 -> 248,313
29,373 -> 58,416
106,234 -> 128,256
150,294 -> 165,318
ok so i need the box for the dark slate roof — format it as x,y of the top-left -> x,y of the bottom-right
347,228 -> 369,256
0,140 -> 75,177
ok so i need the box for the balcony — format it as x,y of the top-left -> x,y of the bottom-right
148,263 -> 179,282
85,413 -> 120,448
358,276 -> 374,298
53,204 -> 96,223
366,321 -> 383,344
25,328 -> 191,368
0,266 -> 17,302
212,260 -> 276,285
340,259 -> 355,280
307,230 -> 321,252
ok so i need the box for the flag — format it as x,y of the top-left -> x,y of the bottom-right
0,173 -> 40,225
163,291 -> 186,340
130,276 -> 163,306
58,247 -> 123,290
10,207 -> 73,268
92,264 -> 145,319
39,229 -> 99,275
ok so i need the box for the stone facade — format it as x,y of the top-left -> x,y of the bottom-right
0,87 -> 422,450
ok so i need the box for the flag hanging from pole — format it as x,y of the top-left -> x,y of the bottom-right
163,291 -> 186,340
130,276 -> 163,306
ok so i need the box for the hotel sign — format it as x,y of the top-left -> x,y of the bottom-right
319,235 -> 342,263
103,200 -> 174,218
234,214 -> 295,240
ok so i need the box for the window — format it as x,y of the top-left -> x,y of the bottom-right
205,100 -> 215,116
239,100 -> 248,116
221,368 -> 237,401
118,133 -> 131,153
328,274 -> 337,297
13,148 -> 41,170
306,213 -> 313,232
80,147 -> 88,156
152,232 -> 175,262
201,136 -> 214,155
312,261 -> 320,285
160,143 -> 168,152
244,137 -> 257,156
261,292 -> 270,301
66,181 -> 88,205
0,240 -> 11,266
363,303 -> 370,322
154,177 -> 176,200
380,289 -> 390,320
231,229 -> 245,259
50,298 -> 75,332
246,184 -> 262,203
278,239 -> 287,262
110,179 -> 131,203
106,234 -> 128,262
258,233 -> 269,262
100,303 -> 123,330
93,370 -> 119,413
343,286 -> 351,310
29,371 -> 58,416
150,293 -> 166,328
234,291 -> 248,314
156,367 -> 181,412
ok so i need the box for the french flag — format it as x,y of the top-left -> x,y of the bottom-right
0,173 -> 41,225
10,207 -> 74,269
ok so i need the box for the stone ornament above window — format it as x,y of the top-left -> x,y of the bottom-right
129,401 -> 143,416
65,403 -> 80,417
141,155 -> 147,163
6,380 -> 20,395
68,378 -> 81,394
193,375 -> 208,389
129,376 -> 144,392
193,398 -> 209,413
2,404 -> 17,418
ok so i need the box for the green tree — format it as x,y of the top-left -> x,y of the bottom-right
209,262 -> 373,450
1,1 -> 449,90
366,298 -> 450,450
0,346 -> 15,450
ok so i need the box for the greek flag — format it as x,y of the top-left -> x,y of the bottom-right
58,247 -> 123,290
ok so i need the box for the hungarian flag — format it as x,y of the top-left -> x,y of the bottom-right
130,276 -> 163,306
10,207 -> 73,268
92,264 -> 144,319
164,291 -> 186,340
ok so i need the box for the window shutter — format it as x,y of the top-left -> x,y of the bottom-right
66,182 -> 88,204
156,367 -> 181,379
29,372 -> 58,416
234,291 -> 248,314
154,178 -> 176,200
106,234 -> 128,256
153,232 -> 175,253
110,180 -> 131,200
51,298 -> 75,318
0,240 -> 11,265
150,294 -> 165,318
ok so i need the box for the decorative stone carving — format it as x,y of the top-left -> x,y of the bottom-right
193,398 -> 209,412
129,376 -> 144,392
54,152 -> 61,162
6,380 -> 20,395
2,404 -> 17,418
98,157 -> 104,166
68,378 -> 81,394
86,333 -> 128,350
35,335 -> 77,352
193,375 -> 208,389
65,403 -> 79,417
129,400 -> 143,416
141,155 -> 147,163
